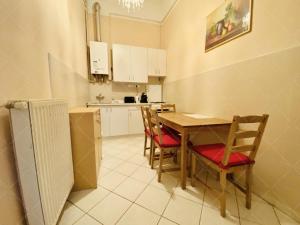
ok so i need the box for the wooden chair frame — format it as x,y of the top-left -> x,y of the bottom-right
191,114 -> 269,217
161,104 -> 176,113
147,108 -> 181,181
141,106 -> 152,162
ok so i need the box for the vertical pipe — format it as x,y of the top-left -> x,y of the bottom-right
94,2 -> 102,42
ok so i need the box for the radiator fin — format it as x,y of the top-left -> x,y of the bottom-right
29,100 -> 74,225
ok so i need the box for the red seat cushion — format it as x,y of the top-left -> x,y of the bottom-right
154,133 -> 181,148
192,143 -> 255,169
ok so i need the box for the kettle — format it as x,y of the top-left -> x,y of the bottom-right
140,92 -> 148,103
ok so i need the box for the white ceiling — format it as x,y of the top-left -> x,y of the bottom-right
87,0 -> 177,22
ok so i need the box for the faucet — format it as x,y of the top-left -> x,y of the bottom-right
96,93 -> 104,103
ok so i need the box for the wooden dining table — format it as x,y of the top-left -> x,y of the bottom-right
158,112 -> 232,189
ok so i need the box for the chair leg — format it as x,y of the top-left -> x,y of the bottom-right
149,139 -> 153,165
246,165 -> 253,209
191,153 -> 196,187
151,143 -> 156,169
143,134 -> 147,156
220,170 -> 227,217
157,148 -> 164,182
187,149 -> 192,177
173,150 -> 178,164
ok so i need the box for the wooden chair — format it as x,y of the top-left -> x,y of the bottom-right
141,106 -> 152,161
147,108 -> 181,181
190,114 -> 269,217
160,103 -> 178,135
161,104 -> 176,113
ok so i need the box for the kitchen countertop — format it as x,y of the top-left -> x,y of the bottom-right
87,103 -> 151,107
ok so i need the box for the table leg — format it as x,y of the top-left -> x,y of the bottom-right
180,129 -> 188,189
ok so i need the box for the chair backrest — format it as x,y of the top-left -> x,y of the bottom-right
161,104 -> 176,113
222,114 -> 269,166
147,108 -> 163,144
141,106 -> 151,133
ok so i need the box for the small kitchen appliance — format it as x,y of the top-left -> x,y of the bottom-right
140,92 -> 148,103
124,96 -> 136,103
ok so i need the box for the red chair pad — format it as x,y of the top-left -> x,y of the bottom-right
192,143 -> 255,169
154,134 -> 181,148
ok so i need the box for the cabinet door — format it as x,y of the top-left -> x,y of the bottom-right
128,107 -> 144,134
100,107 -> 111,137
131,46 -> 148,83
110,107 -> 129,136
147,48 -> 158,76
112,44 -> 131,82
158,49 -> 167,76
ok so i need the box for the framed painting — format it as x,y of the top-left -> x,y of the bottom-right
205,0 -> 253,52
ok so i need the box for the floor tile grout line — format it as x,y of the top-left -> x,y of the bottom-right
112,171 -> 154,225
89,150 -> 150,224
198,172 -> 208,225
97,170 -> 157,224
79,189 -> 112,215
156,216 -> 163,225
108,154 -> 182,224
96,142 -> 225,223
94,153 -> 211,224
85,214 -> 104,225
234,185 -> 242,225
113,202 -> 135,225
66,201 -> 104,225
159,192 -> 181,225
273,206 -> 282,225
161,216 -> 181,225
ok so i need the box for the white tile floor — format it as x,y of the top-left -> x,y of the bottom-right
59,135 -> 300,225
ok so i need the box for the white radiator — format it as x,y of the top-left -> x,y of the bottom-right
8,100 -> 74,225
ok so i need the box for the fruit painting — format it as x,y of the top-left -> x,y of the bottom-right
205,0 -> 252,52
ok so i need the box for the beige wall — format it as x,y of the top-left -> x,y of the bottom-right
87,14 -> 163,102
162,0 -> 300,221
0,0 -> 89,224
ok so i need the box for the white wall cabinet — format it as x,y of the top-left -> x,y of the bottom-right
98,106 -> 145,137
130,47 -> 148,83
112,44 -> 148,83
148,48 -> 167,77
112,44 -> 131,82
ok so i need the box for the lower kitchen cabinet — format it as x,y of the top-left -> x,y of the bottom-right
69,107 -> 101,191
128,107 -> 144,135
99,106 -> 144,137
110,107 -> 129,136
100,107 -> 111,137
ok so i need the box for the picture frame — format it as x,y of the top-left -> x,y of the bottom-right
205,0 -> 253,52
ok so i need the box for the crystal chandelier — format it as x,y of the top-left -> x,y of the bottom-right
118,0 -> 144,10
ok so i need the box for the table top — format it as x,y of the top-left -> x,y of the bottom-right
158,112 -> 232,127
